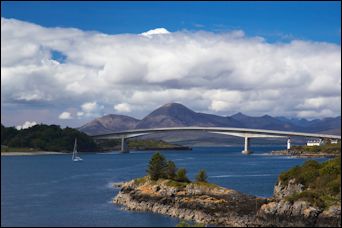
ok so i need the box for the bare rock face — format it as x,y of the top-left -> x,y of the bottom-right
273,179 -> 304,200
256,200 -> 323,227
316,205 -> 341,227
257,200 -> 341,227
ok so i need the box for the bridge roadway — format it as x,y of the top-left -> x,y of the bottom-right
92,127 -> 341,154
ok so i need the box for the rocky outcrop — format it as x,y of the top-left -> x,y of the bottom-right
316,205 -> 341,227
113,177 -> 341,227
113,178 -> 267,226
257,198 -> 341,227
257,199 -> 323,226
273,179 -> 304,199
256,179 -> 341,227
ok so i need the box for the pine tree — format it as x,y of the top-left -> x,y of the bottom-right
166,160 -> 177,180
196,169 -> 208,182
147,152 -> 168,181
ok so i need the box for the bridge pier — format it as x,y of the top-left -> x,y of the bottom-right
121,137 -> 129,153
242,137 -> 252,155
287,137 -> 291,150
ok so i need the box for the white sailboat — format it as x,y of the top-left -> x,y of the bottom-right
72,138 -> 83,162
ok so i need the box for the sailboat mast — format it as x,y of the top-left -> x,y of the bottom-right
72,138 -> 77,160
72,137 -> 82,161
74,138 -> 77,152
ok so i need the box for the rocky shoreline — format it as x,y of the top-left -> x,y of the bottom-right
113,177 -> 341,227
270,149 -> 338,158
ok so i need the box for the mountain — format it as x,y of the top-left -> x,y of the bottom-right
304,116 -> 341,133
230,113 -> 297,131
275,117 -> 312,128
78,103 -> 341,137
275,116 -> 341,133
78,114 -> 139,135
135,103 -> 240,129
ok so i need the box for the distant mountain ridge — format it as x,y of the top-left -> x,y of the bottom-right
135,103 -> 241,129
78,114 -> 139,135
79,103 -> 341,136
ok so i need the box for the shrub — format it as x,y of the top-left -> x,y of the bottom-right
319,158 -> 341,176
297,168 -> 319,187
279,165 -> 301,184
303,160 -> 320,169
286,190 -> 325,208
175,168 -> 190,183
283,157 -> 341,208
326,176 -> 341,195
196,169 -> 208,183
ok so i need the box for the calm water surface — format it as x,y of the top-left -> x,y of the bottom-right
1,146 -> 327,227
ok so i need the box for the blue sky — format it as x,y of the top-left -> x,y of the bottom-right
1,1 -> 341,128
2,1 -> 341,43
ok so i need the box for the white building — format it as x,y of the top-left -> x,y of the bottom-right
307,139 -> 324,146
330,139 -> 338,144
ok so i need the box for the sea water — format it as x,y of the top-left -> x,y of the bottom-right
1,146 -> 327,227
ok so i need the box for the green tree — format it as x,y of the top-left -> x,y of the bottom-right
166,160 -> 177,180
1,124 -> 18,145
147,152 -> 168,181
175,168 -> 190,183
196,169 -> 208,183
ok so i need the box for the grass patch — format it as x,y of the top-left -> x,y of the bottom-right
194,181 -> 219,189
133,176 -> 149,185
133,176 -> 190,189
164,179 -> 189,189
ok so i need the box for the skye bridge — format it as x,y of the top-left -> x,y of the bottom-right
91,127 -> 341,154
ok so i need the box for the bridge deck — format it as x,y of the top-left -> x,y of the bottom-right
92,127 -> 341,140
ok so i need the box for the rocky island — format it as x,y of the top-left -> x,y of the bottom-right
113,153 -> 341,227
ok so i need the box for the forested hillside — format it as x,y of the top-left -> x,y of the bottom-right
1,124 -> 98,152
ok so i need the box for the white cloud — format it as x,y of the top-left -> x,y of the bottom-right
1,17 -> 341,125
16,121 -> 37,130
81,102 -> 98,113
141,28 -> 170,37
58,112 -> 72,120
79,101 -> 104,117
114,103 -> 132,113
